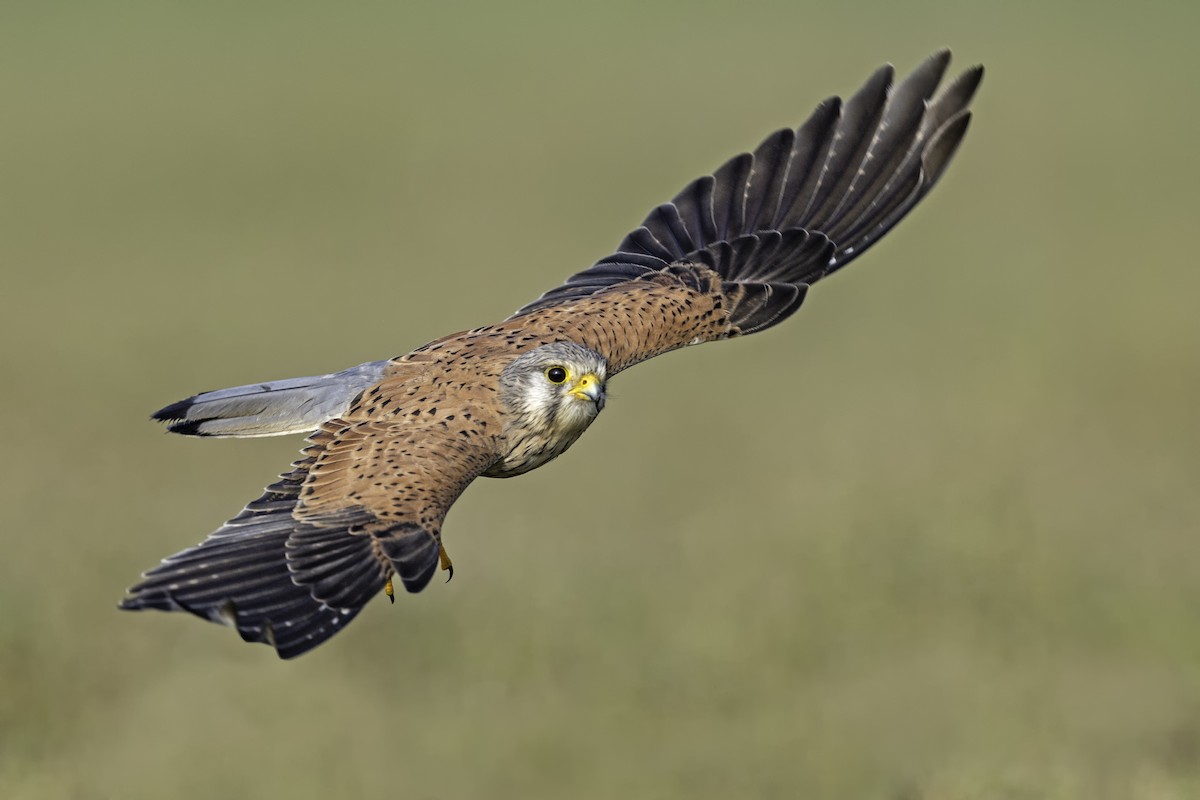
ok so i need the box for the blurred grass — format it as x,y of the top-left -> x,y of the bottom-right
3,1 -> 1200,797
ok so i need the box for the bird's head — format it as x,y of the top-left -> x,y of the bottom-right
498,341 -> 608,437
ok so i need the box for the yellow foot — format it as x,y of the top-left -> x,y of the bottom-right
438,543 -> 454,583
384,575 -> 395,604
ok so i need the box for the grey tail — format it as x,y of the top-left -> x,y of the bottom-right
516,50 -> 982,336
152,360 -> 389,438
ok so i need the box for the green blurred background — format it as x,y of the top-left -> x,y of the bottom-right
3,1 -> 1199,797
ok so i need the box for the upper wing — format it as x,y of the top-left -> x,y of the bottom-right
511,50 -> 982,364
121,417 -> 500,659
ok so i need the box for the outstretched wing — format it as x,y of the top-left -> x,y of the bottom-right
121,417 -> 500,659
509,50 -> 982,371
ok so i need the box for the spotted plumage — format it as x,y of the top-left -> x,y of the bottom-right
122,51 -> 983,658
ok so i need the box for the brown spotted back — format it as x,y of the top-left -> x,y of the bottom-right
393,267 -> 733,379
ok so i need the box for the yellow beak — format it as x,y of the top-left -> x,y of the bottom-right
569,373 -> 604,406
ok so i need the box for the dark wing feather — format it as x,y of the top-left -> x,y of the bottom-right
119,459 -> 377,658
121,419 -> 498,659
515,50 -> 982,336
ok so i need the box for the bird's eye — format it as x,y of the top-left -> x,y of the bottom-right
545,366 -> 568,384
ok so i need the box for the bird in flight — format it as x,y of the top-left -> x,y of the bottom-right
122,51 -> 983,658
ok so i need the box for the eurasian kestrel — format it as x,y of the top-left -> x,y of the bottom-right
122,51 -> 983,658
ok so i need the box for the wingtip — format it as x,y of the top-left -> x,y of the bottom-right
927,47 -> 953,65
118,591 -> 164,612
950,63 -> 986,102
866,62 -> 896,90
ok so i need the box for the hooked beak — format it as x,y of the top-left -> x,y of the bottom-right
569,372 -> 605,410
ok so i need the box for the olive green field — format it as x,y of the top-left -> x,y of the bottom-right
3,2 -> 1199,798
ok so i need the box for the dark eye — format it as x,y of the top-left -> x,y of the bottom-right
545,366 -> 568,384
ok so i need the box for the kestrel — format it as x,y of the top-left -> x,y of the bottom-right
122,51 -> 983,658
